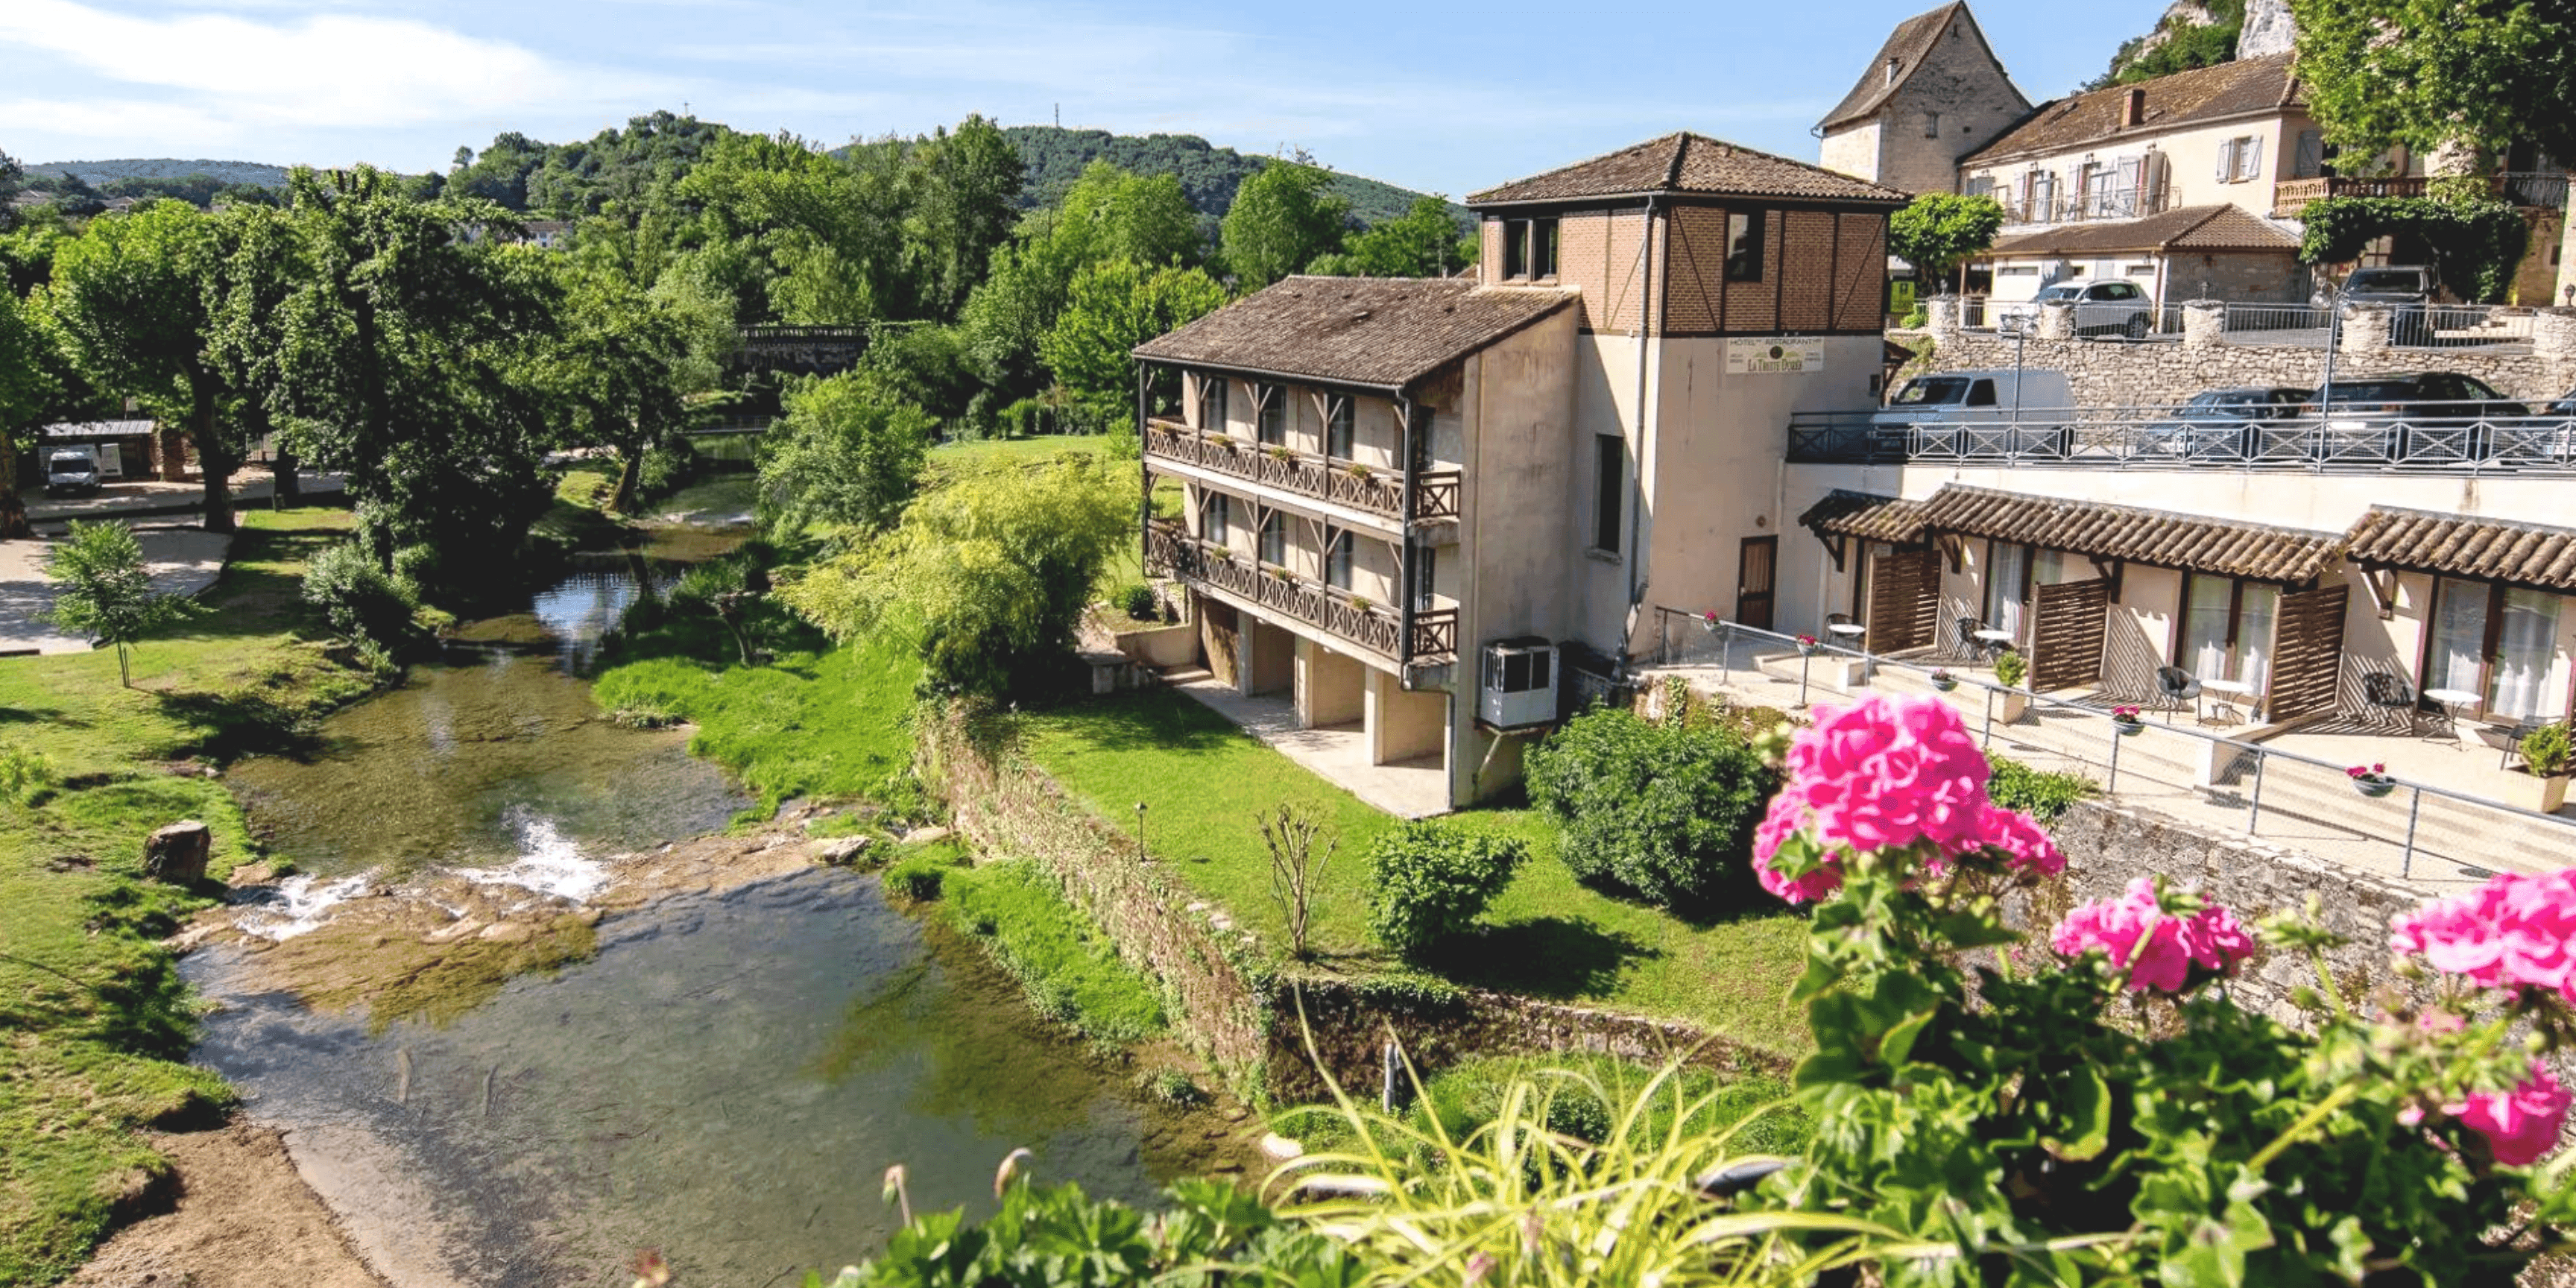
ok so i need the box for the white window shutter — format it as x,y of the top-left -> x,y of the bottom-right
2217,140 -> 2235,183
2245,136 -> 2265,182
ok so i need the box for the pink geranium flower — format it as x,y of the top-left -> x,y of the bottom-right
2390,868 -> 2576,1001
2051,877 -> 2253,993
2446,1063 -> 2572,1166
1753,695 -> 2065,903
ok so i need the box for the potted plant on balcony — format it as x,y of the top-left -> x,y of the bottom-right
1993,648 -> 2030,723
2347,763 -> 2398,799
2110,704 -> 2144,734
1265,445 -> 1294,463
1796,634 -> 1819,657
1345,462 -> 1374,481
2515,722 -> 2573,813
1348,595 -> 1374,612
1928,667 -> 1957,692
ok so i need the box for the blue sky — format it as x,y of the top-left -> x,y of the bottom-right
2,0 -> 2164,195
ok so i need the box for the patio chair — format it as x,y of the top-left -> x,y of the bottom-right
2153,666 -> 2203,724
1953,616 -> 1986,663
2363,672 -> 2420,736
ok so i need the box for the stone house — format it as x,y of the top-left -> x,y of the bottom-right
1816,1 -> 2031,200
1131,133 -> 1905,810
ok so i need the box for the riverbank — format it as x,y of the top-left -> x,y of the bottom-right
0,508 -> 380,1285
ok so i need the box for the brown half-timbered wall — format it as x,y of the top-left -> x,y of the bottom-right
2030,579 -> 2112,691
1553,208 -> 1653,333
2267,584 -> 2350,719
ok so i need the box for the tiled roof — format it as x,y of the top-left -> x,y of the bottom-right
1131,277 -> 1577,391
2342,508 -> 2576,593
1964,52 -> 2302,165
1819,3 -> 1972,132
1468,132 -> 1910,208
1919,484 -> 2343,581
1987,204 -> 2300,257
1799,490 -> 1931,544
42,420 -> 156,438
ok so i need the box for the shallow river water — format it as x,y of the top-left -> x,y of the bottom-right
189,500 -> 1234,1286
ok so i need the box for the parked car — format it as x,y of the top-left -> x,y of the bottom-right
2296,371 -> 2528,464
1875,369 -> 2075,458
41,449 -> 101,497
2139,386 -> 2312,461
2326,265 -> 2443,346
1994,281 -> 2156,338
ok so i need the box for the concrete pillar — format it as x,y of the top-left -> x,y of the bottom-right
2181,299 -> 2227,348
1295,637 -> 1366,728
1366,669 -> 1447,766
2340,302 -> 2391,357
1245,620 -> 1295,697
2036,300 -> 2077,341
1925,297 -> 1963,341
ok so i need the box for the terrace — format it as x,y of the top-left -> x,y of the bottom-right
1786,404 -> 2576,473
1642,613 -> 2576,894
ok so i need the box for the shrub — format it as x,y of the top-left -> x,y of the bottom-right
1985,752 -> 2095,821
1522,707 -> 1772,909
1115,581 -> 1158,620
1363,821 -> 1525,959
2523,721 -> 2574,777
303,540 -> 419,649
1993,647 -> 2028,688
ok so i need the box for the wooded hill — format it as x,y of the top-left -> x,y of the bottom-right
1000,126 -> 1463,228
25,159 -> 290,188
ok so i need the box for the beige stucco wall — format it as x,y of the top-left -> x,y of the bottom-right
1819,121 -> 1884,188
1967,110 -> 2314,228
1246,619 -> 1295,695
1370,670 -> 1448,765
1298,637 -> 1368,727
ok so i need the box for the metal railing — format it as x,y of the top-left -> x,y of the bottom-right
1993,189 -> 2179,227
1144,520 -> 1456,661
1646,609 -> 2576,885
1143,419 -> 1462,525
1965,298 -> 2531,350
2274,171 -> 2571,216
1789,403 -> 2576,473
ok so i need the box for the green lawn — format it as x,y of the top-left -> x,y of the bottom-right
1014,689 -> 1814,1057
0,508 -> 378,1286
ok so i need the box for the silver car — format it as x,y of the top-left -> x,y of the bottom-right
1995,281 -> 2156,338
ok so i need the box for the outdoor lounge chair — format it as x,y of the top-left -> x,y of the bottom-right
2153,666 -> 2203,724
2363,672 -> 2421,736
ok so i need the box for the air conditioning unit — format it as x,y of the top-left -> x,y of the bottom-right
1479,637 -> 1559,731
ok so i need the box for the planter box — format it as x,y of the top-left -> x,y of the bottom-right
2504,771 -> 2572,815
1829,658 -> 1871,692
1997,690 -> 2030,724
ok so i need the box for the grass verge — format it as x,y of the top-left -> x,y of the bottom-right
0,508 -> 378,1286
938,856 -> 1169,1047
1011,687 -> 1813,1056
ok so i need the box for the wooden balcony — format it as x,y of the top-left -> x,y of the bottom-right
1145,520 -> 1457,663
1143,419 -> 1461,526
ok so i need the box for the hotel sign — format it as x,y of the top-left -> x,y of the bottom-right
1726,338 -> 1825,374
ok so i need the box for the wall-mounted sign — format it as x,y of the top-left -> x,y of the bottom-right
1725,338 -> 1825,375
1889,280 -> 1918,316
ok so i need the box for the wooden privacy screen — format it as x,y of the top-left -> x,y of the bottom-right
2267,584 -> 2349,719
1866,548 -> 1942,653
2030,580 -> 2111,692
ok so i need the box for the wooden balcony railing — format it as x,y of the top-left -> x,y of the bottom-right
2273,173 -> 2569,218
1145,520 -> 1457,662
1143,419 -> 1461,525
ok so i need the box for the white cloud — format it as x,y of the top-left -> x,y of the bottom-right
0,0 -> 660,130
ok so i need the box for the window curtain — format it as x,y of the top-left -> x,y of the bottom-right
2489,589 -> 2563,719
2182,573 -> 2233,681
1988,543 -> 2030,643
2236,583 -> 2279,692
2428,579 -> 2491,697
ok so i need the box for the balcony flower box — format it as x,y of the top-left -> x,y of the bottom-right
2504,770 -> 2571,815
2347,764 -> 2397,799
1929,668 -> 1957,692
2110,705 -> 2144,735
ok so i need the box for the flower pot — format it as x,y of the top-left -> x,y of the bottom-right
1931,678 -> 1958,692
2113,719 -> 2143,736
1797,643 -> 1818,657
2506,771 -> 2571,814
2354,777 -> 2396,799
1998,690 -> 2030,724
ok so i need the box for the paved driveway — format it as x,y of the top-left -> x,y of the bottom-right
0,526 -> 234,655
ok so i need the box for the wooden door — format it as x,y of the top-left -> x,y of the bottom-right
1735,536 -> 1778,631
2268,584 -> 2349,719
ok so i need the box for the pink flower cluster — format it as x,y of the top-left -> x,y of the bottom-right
2049,877 -> 2255,993
2428,1063 -> 2573,1167
1752,695 -> 2066,903
2389,868 -> 2576,1000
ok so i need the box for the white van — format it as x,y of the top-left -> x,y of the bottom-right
1873,369 -> 2077,458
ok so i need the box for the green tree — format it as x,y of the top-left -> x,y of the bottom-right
1887,193 -> 2007,295
901,115 -> 1026,321
554,266 -> 702,510
2293,0 -> 2576,165
778,458 -> 1133,697
1363,821 -> 1527,959
1307,196 -> 1476,278
961,162 -> 1205,397
1038,259 -> 1226,408
41,200 -> 247,532
40,520 -> 198,686
0,290 -> 57,538
756,372 -> 935,534
261,166 -> 565,581
1220,162 -> 1351,288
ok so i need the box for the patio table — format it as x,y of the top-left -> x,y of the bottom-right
2200,678 -> 2255,725
1971,628 -> 2013,661
2424,688 -> 2482,744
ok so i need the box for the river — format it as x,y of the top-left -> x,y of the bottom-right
186,487 -> 1237,1287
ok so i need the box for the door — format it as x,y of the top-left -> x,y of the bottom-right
1735,536 -> 1778,632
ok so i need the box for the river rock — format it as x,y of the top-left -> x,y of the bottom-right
478,921 -> 539,944
1258,1133 -> 1304,1162
903,825 -> 953,846
227,862 -> 280,889
811,836 -> 871,864
142,821 -> 212,884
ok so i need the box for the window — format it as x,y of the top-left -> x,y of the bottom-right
1258,512 -> 1285,566
1924,112 -> 1942,139
1204,493 -> 1231,546
2219,136 -> 2265,183
1255,384 -> 1286,446
2084,162 -> 2115,217
1986,541 -> 2032,643
1965,379 -> 1998,407
2027,170 -> 2056,221
1966,175 -> 1995,200
2429,578 -> 2569,720
1325,394 -> 1354,459
1725,210 -> 1765,282
1325,528 -> 1354,590
1502,218 -> 1529,278
1198,377 -> 1228,432
1529,217 -> 1559,278
2180,574 -> 2281,690
2127,264 -> 2157,277
1592,435 -> 1625,552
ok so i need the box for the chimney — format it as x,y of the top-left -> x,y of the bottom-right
1885,56 -> 1901,86
2124,88 -> 2147,128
